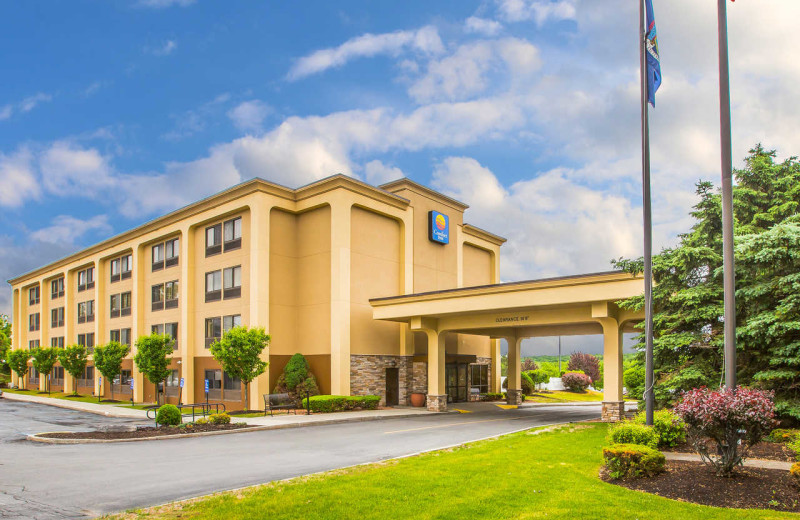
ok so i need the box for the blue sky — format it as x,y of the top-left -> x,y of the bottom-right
2,1 -> 798,354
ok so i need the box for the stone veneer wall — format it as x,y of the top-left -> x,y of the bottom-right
411,361 -> 427,394
350,355 -> 413,406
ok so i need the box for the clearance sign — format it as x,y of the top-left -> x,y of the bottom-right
428,211 -> 449,244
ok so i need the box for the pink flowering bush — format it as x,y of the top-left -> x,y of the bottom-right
674,386 -> 776,476
562,372 -> 592,392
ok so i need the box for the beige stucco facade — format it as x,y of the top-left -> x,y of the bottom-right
8,175 -> 505,409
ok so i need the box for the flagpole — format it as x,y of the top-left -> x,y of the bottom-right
717,0 -> 736,389
639,0 -> 655,426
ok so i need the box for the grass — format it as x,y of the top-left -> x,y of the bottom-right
108,423 -> 793,520
3,388 -> 152,410
525,389 -> 606,403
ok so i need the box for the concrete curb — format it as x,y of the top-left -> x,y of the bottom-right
2,391 -> 149,419
26,410 -> 441,444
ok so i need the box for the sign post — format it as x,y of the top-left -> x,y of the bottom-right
179,377 -> 184,406
130,378 -> 135,407
98,376 -> 102,403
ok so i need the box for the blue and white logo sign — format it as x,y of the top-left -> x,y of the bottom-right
130,378 -> 134,389
428,211 -> 449,244
179,377 -> 184,388
204,379 -> 209,393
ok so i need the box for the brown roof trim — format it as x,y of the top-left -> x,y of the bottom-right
379,178 -> 469,212
369,270 -> 640,304
8,174 -> 412,285
462,224 -> 507,245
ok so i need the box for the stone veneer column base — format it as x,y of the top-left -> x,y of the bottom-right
601,401 -> 625,422
427,394 -> 448,412
506,389 -> 522,405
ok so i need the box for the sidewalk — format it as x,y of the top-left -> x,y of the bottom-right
664,451 -> 793,470
3,391 -> 433,429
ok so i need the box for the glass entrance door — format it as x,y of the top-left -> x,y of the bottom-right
446,364 -> 468,402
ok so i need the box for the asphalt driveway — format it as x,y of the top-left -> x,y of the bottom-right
0,399 -> 600,519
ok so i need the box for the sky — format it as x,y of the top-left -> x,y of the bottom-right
1,1 -> 798,355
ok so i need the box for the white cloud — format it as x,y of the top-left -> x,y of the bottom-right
464,16 -> 503,36
136,0 -> 195,8
364,160 -> 404,185
39,141 -> 114,196
408,38 -> 540,103
19,92 -> 52,113
0,148 -> 40,208
149,40 -> 177,56
227,100 -> 271,133
162,93 -> 231,141
496,0 -> 576,26
287,25 -> 444,80
0,105 -> 11,120
29,215 -> 112,245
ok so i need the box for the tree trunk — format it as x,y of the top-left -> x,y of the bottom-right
244,382 -> 249,412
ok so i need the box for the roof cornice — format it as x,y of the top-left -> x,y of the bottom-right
380,178 -> 469,212
462,224 -> 507,245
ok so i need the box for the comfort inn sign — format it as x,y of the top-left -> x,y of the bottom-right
428,211 -> 449,244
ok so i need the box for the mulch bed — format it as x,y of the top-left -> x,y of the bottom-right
664,440 -> 796,462
39,423 -> 251,440
602,460 -> 800,512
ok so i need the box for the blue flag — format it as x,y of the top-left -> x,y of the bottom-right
645,0 -> 662,106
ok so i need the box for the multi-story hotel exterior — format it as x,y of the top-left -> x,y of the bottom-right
8,175 -> 505,410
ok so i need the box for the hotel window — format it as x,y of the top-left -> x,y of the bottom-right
77,267 -> 94,292
121,254 -> 132,279
110,258 -> 121,282
205,317 -> 221,348
165,322 -> 179,350
78,366 -> 94,387
121,292 -> 131,316
470,364 -> 489,395
223,217 -> 242,252
51,278 -> 65,299
29,367 -> 39,384
165,369 -> 181,397
164,280 -> 179,309
29,312 -> 40,331
223,372 -> 242,399
29,339 -> 40,350
165,237 -> 179,267
29,286 -> 40,305
78,301 -> 95,323
152,243 -> 165,271
51,307 -> 64,328
204,369 -> 222,400
223,314 -> 242,334
110,329 -> 120,343
110,294 -> 121,318
78,333 -> 95,352
152,283 -> 165,311
51,336 -> 64,348
205,223 -> 223,257
223,265 -> 242,299
51,366 -> 65,385
151,323 -> 164,335
110,328 -> 131,346
205,270 -> 222,302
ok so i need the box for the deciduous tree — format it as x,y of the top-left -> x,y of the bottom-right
210,326 -> 269,411
93,341 -> 130,402
134,333 -> 174,405
31,346 -> 60,393
58,344 -> 88,396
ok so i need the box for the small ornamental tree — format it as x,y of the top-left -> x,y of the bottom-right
520,359 -> 539,372
567,352 -> 601,383
93,341 -> 130,402
134,333 -> 174,405
274,353 -> 320,403
562,372 -> 592,392
210,326 -> 270,411
0,314 -> 11,374
58,344 -> 88,396
31,346 -> 61,393
7,349 -> 31,388
675,386 -> 777,476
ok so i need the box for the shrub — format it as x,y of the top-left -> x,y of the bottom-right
624,364 -> 645,400
156,404 -> 181,426
302,395 -> 347,413
791,463 -> 800,486
194,418 -> 208,425
484,392 -> 503,401
208,412 -> 231,425
632,409 -> 687,448
675,386 -> 777,476
501,372 -> 535,394
567,352 -> 600,383
562,372 -> 592,392
767,428 -> 800,444
603,444 -> 665,480
525,370 -> 549,390
608,422 -> 659,449
343,396 -> 379,410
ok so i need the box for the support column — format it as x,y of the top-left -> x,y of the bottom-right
178,226 -> 195,406
599,318 -> 624,422
506,335 -> 522,405
426,329 -> 447,412
131,243 -> 145,403
330,201 -> 352,396
248,201 -> 270,408
491,338 -> 502,393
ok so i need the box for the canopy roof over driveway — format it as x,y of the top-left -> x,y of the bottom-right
370,271 -> 645,420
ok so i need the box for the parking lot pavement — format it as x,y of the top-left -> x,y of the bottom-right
0,398 -> 600,519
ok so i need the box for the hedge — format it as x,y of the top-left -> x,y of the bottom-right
603,443 -> 665,480
302,395 -> 381,413
632,409 -> 687,448
608,422 -> 659,449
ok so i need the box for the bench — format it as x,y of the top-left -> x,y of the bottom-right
263,393 -> 297,416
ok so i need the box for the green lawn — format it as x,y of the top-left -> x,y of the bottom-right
3,388 -> 152,410
109,423 -> 792,520
525,389 -> 606,403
